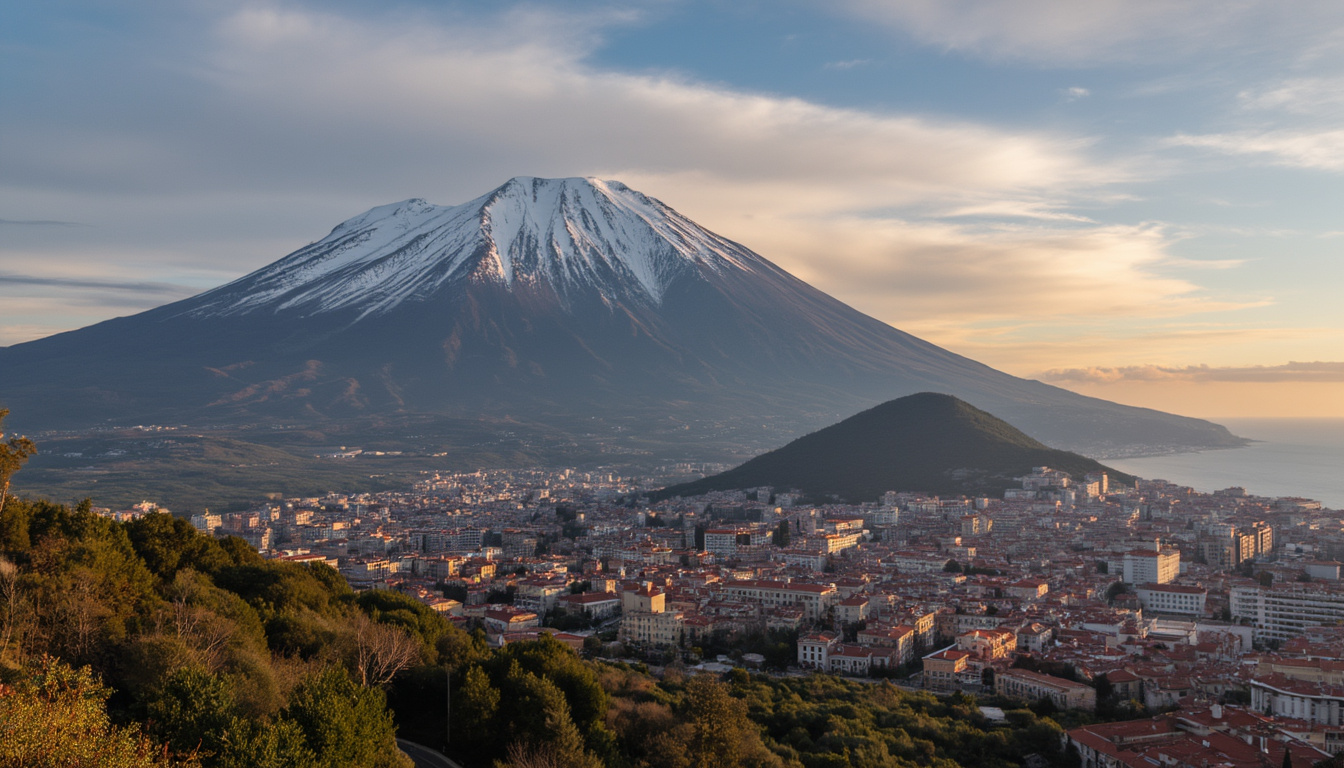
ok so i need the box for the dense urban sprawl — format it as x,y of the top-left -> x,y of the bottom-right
97,466 -> 1344,768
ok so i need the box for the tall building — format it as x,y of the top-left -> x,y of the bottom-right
1123,548 -> 1180,585
1231,581 -> 1344,641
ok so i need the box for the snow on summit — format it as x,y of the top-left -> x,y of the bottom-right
185,177 -> 755,320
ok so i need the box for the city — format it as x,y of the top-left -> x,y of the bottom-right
97,465 -> 1344,767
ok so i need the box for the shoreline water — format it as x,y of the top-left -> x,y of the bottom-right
1105,418 -> 1344,510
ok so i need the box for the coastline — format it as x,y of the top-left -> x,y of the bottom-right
1103,418 -> 1344,510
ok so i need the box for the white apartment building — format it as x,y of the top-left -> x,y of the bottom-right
1231,582 -> 1344,641
797,631 -> 839,669
721,580 -> 837,621
1250,677 -> 1344,727
703,527 -> 767,556
1135,583 -> 1207,616
809,532 -> 861,555
618,587 -> 684,647
1122,548 -> 1180,585
619,610 -> 684,646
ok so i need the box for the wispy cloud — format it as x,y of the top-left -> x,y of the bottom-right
1039,361 -> 1344,384
1167,129 -> 1344,171
1061,87 -> 1090,102
0,273 -> 189,295
1238,77 -> 1344,115
0,219 -> 88,227
823,59 -> 873,71
832,0 -> 1341,66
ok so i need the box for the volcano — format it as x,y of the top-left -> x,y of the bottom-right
0,177 -> 1241,458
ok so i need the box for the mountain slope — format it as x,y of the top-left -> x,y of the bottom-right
656,392 -> 1133,501
0,177 -> 1243,460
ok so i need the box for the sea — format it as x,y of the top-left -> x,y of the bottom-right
1105,418 -> 1344,511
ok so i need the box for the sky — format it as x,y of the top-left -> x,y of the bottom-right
2,0 -> 1342,419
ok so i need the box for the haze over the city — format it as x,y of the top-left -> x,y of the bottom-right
3,0 -> 1342,417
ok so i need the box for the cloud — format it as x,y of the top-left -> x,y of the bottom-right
830,0 -> 1323,65
0,219 -> 87,227
0,1 -> 1267,360
1167,129 -> 1344,171
0,273 -> 188,295
1239,77 -> 1344,115
823,59 -> 873,71
1039,361 -> 1344,384
656,208 -> 1254,330
1060,87 -> 1090,102
187,5 -> 1116,202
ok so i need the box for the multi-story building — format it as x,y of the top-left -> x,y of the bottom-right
835,595 -> 870,625
996,668 -> 1096,711
856,625 -> 916,665
1067,706 -> 1331,768
1250,675 -> 1344,729
1123,548 -> 1180,585
619,586 -> 683,646
865,508 -> 898,527
922,648 -> 970,692
809,532 -> 861,555
1231,581 -> 1344,641
957,628 -> 1016,660
515,577 -> 567,614
960,515 -> 992,536
190,512 -> 222,533
1005,579 -> 1048,600
703,527 -> 767,557
798,631 -> 840,669
1135,583 -> 1207,617
619,609 -> 684,646
556,592 -> 621,620
721,580 -> 837,621
483,606 -> 539,634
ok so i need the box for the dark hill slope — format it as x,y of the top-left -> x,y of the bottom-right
656,392 -> 1133,501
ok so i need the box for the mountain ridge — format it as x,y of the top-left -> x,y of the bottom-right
0,176 -> 1244,465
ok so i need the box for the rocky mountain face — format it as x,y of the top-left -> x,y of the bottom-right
0,177 -> 1242,458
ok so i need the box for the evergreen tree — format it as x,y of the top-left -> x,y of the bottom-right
285,667 -> 410,768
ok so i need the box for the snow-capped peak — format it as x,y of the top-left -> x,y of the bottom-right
183,177 -> 756,320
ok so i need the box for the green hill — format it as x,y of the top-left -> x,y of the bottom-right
656,392 -> 1133,501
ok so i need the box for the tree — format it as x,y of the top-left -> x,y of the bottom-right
0,409 -> 36,515
0,656 -> 186,768
285,667 -> 410,768
1257,571 -> 1275,588
454,663 -> 500,747
145,667 -> 235,759
1094,673 -> 1114,701
350,613 -> 422,688
215,718 -> 314,768
944,560 -> 963,573
771,520 -> 790,548
679,674 -> 777,768
497,708 -> 602,768
0,556 -> 18,661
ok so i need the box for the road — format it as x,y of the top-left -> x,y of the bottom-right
397,738 -> 464,768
